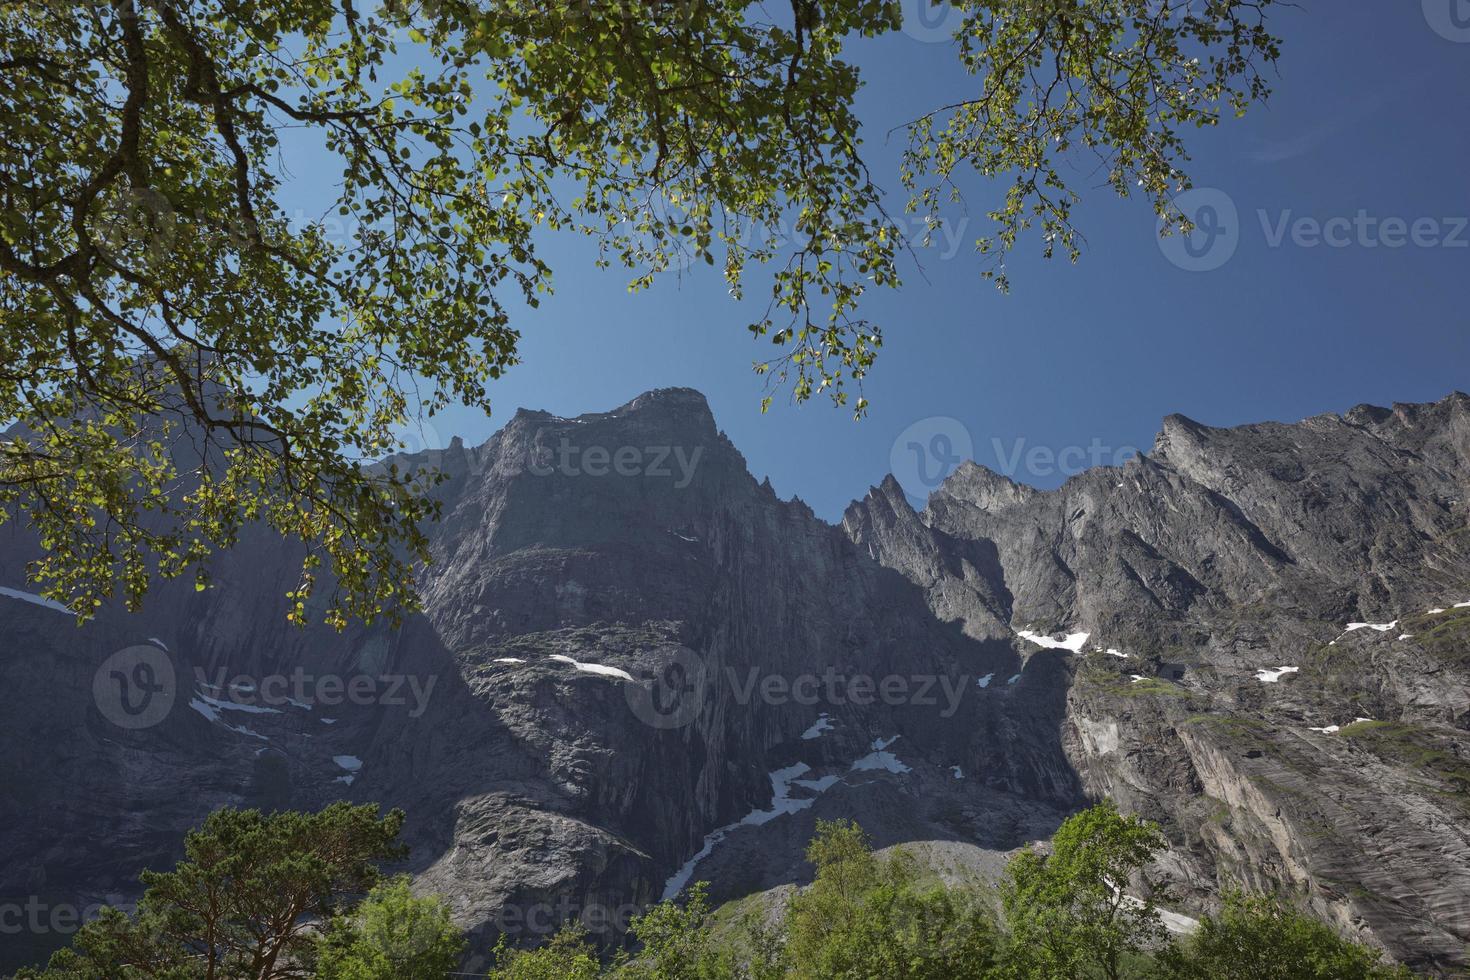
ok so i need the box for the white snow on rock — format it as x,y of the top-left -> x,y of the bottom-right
1456,600 -> 1470,609
802,714 -> 834,740
187,698 -> 222,724
1429,608 -> 1447,615
1016,629 -> 1091,652
1398,634 -> 1413,641
1006,673 -> 1022,685
321,718 -> 338,725
1307,725 -> 1341,734
951,766 -> 964,780
1106,648 -> 1130,659
334,775 -> 356,786
977,673 -> 994,688
1255,666 -> 1299,683
333,755 -> 363,772
1345,621 -> 1397,633
1157,907 -> 1201,936
0,587 -> 71,616
549,654 -> 634,682
187,698 -> 269,740
493,657 -> 525,664
850,736 -> 913,774
193,689 -> 281,715
793,774 -> 841,793
1130,675 -> 1147,683
662,762 -> 835,900
662,735 -> 927,901
1115,889 -> 1200,936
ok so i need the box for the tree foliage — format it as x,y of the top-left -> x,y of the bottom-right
16,801 -> 1419,979
0,0 -> 1281,624
17,803 -> 407,979
781,819 -> 999,979
316,876 -> 465,980
1158,893 -> 1413,980
999,799 -> 1168,980
486,924 -> 604,980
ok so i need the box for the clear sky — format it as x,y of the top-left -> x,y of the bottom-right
287,3 -> 1470,521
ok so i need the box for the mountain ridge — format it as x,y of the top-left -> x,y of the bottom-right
2,387 -> 1468,974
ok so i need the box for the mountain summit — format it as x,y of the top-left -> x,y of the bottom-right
2,390 -> 1467,973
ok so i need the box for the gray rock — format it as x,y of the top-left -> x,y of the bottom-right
1,387 -> 1466,974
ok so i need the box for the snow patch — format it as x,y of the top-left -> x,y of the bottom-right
1130,675 -> 1147,683
1345,621 -> 1397,633
802,714 -> 833,740
549,654 -> 634,682
976,673 -> 994,688
193,689 -> 281,715
1157,907 -> 1201,936
192,687 -> 277,717
493,657 -> 525,664
792,774 -> 841,793
1114,888 -> 1199,936
662,762 -> 836,900
187,698 -> 269,740
1106,648 -> 1130,659
0,587 -> 71,616
951,766 -> 964,780
850,736 -> 912,774
1016,629 -> 1091,652
333,755 -> 363,772
1006,673 -> 1022,685
1307,725 -> 1340,734
1255,666 -> 1299,683
320,718 -> 338,725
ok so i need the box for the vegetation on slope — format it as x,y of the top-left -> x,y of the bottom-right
14,800 -> 1415,979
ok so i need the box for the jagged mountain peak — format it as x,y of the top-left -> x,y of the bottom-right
4,386 -> 1470,974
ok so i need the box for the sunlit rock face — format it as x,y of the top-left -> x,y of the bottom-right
2,388 -> 1467,974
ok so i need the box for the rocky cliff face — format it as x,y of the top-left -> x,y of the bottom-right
844,395 -> 1470,973
2,389 -> 1467,974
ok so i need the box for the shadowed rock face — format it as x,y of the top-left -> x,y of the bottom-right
2,388 -> 1467,974
844,393 -> 1470,974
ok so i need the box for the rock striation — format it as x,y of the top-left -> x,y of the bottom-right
1,388 -> 1467,974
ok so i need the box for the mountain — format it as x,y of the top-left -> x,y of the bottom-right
2,388 -> 1467,974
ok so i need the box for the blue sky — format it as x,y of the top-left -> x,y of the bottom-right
290,3 -> 1470,521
